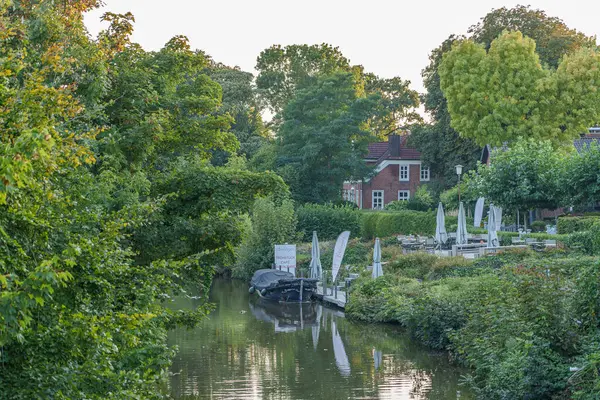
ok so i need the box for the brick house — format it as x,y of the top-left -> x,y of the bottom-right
342,134 -> 429,209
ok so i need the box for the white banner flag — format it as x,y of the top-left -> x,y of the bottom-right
474,197 -> 485,227
331,231 -> 350,283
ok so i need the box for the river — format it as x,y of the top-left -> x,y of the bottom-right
167,279 -> 471,400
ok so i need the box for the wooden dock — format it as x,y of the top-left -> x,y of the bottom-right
315,284 -> 346,309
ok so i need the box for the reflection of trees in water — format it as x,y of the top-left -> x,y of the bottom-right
168,279 -> 469,399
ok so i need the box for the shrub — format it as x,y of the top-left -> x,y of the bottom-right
233,196 -> 298,279
296,204 -> 361,241
565,222 -> 600,255
557,216 -> 600,234
385,200 -> 408,211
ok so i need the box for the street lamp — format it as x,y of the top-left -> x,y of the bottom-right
350,186 -> 355,204
455,165 -> 463,203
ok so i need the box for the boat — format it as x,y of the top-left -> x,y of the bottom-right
249,269 -> 318,303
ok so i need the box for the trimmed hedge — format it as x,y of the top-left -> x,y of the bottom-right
296,204 -> 361,241
360,210 -> 458,239
557,216 -> 600,234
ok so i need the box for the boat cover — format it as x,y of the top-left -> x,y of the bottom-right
250,269 -> 294,291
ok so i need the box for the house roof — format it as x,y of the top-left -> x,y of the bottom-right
365,135 -> 421,161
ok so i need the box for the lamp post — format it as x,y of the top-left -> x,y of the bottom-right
350,186 -> 355,205
455,165 -> 463,203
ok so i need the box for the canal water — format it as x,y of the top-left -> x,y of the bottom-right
167,279 -> 471,400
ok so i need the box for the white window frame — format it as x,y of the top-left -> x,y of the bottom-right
398,190 -> 410,201
372,190 -> 384,210
420,166 -> 430,181
399,165 -> 409,181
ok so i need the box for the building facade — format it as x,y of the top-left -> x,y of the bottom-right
342,134 -> 429,209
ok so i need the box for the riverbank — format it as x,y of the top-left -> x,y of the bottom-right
345,249 -> 600,399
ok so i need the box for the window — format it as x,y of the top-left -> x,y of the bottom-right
400,165 -> 409,181
398,190 -> 410,201
420,166 -> 430,181
372,190 -> 384,210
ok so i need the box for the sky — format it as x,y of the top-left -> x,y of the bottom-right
84,0 -> 600,95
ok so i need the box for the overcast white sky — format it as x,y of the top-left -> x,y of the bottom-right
84,0 -> 600,94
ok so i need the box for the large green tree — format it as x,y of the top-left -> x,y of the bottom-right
255,43 -> 352,113
471,139 -> 566,211
411,5 -> 596,189
439,31 -> 600,147
276,72 -> 380,203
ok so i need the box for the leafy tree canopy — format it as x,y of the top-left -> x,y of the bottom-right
470,139 -> 566,211
439,31 -> 600,147
276,72 -> 380,203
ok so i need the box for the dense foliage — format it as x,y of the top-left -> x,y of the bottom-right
233,196 -> 298,280
411,5 -> 596,190
347,250 -> 600,399
440,31 -> 600,147
296,204 -> 361,241
0,2 -> 288,398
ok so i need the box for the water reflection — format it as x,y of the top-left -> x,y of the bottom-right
167,279 -> 471,399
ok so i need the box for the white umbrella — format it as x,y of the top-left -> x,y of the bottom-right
487,204 -> 499,248
456,202 -> 468,245
435,202 -> 447,247
309,231 -> 322,281
372,238 -> 383,279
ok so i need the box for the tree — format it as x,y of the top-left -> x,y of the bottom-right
469,5 -> 596,68
276,72 -> 380,203
471,140 -> 565,211
255,43 -> 352,113
563,144 -> 600,209
439,31 -> 600,147
412,5 -> 596,189
207,64 -> 268,162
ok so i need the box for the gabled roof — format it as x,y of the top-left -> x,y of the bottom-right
366,142 -> 389,159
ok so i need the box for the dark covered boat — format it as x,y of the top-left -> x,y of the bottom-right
249,269 -> 318,303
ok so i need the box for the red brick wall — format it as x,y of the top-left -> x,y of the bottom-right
362,163 -> 422,209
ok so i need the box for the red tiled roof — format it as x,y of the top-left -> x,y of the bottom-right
366,142 -> 389,159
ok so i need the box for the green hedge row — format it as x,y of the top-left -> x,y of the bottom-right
296,204 -> 361,241
557,216 -> 600,234
360,210 -> 458,239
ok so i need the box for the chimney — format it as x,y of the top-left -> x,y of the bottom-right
389,134 -> 401,157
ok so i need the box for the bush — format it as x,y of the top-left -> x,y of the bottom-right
385,200 -> 408,211
233,197 -> 298,279
557,216 -> 600,234
565,222 -> 600,255
296,204 -> 361,241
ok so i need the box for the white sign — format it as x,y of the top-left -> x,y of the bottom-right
275,244 -> 296,276
331,231 -> 350,282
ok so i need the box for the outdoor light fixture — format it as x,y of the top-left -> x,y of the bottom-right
455,165 -> 463,203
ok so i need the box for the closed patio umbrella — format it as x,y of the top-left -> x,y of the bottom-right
487,204 -> 499,248
435,202 -> 448,247
456,202 -> 468,245
372,238 -> 383,279
309,231 -> 322,281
